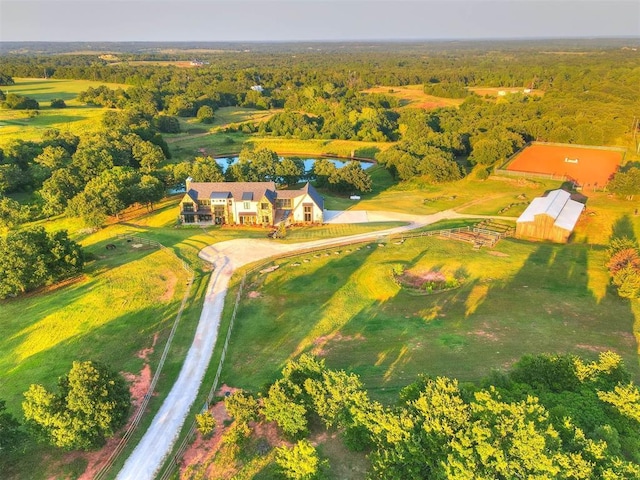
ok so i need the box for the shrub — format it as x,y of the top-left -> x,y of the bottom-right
50,99 -> 67,108
196,105 -> 215,124
195,411 -> 216,437
2,93 -> 39,110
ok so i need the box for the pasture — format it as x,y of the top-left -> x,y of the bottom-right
221,232 -> 640,403
168,131 -> 391,163
361,84 -> 464,109
0,77 -> 127,146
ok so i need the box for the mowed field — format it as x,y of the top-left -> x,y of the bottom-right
506,143 -> 624,187
361,84 -> 464,109
222,231 -> 640,403
0,77 -> 127,146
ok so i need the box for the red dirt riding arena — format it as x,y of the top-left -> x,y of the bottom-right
506,144 -> 623,188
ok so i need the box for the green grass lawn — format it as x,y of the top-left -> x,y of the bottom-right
220,231 -> 640,404
0,77 -> 128,146
167,129 -> 393,163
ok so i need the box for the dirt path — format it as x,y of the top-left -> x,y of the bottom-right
115,209 -> 498,479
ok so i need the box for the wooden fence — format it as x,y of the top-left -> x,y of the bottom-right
93,234 -> 194,480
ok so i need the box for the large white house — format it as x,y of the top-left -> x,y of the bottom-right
179,178 -> 324,226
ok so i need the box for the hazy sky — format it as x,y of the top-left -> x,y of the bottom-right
1,0 -> 638,42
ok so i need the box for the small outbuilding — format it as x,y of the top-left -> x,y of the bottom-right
515,189 -> 585,243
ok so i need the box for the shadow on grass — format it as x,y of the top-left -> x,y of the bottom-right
611,214 -> 637,242
222,244 -> 378,391
464,240 -> 638,380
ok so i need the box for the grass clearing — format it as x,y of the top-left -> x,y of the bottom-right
221,233 -> 639,404
327,167 -> 560,216
168,130 -> 392,163
362,84 -> 464,110
0,77 -> 127,146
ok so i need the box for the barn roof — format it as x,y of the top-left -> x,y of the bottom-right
517,189 -> 584,232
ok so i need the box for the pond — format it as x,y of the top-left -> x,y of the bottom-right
214,156 -> 374,173
168,156 -> 374,193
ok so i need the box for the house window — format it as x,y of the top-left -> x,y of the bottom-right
277,199 -> 292,209
262,215 -> 270,224
261,203 -> 269,210
304,205 -> 312,222
243,201 -> 250,210
183,203 -> 194,212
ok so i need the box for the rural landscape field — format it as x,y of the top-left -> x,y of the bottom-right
1,30 -> 640,480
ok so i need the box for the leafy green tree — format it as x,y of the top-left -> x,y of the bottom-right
70,136 -> 116,181
225,390 -> 259,423
416,148 -> 463,183
22,361 -> 130,450
275,439 -> 323,480
195,411 -> 216,437
607,237 -> 638,257
232,147 -> 279,182
67,167 -> 141,225
0,227 -> 83,298
0,164 -> 25,194
335,161 -> 372,193
34,145 -> 71,170
132,140 -> 165,173
134,174 -> 164,211
0,195 -> 29,231
262,380 -> 308,439
188,156 -> 225,183
312,159 -> 338,188
611,265 -> 640,299
606,238 -> 640,299
277,157 -> 305,185
196,105 -> 215,124
153,114 -> 181,133
608,167 -> 640,200
38,168 -> 83,216
1,93 -> 39,110
598,382 -> 640,423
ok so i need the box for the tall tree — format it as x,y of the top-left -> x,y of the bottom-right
22,361 -> 130,451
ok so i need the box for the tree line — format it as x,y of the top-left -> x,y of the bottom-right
216,352 -> 640,479
2,44 -> 637,189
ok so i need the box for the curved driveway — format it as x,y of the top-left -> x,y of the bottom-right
116,209 -> 490,479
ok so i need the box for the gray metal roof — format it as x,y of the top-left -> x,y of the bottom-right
210,191 -> 230,199
517,189 -> 584,232
185,181 -> 323,210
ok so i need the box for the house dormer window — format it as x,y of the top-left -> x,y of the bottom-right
243,201 -> 250,210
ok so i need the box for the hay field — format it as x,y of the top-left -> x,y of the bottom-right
362,84 -> 464,109
0,77 -> 127,146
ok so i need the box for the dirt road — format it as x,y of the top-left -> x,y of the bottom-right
115,209 -> 478,479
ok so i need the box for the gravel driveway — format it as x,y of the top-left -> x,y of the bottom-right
116,209 -> 468,479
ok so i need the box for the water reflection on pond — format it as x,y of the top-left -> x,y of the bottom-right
215,156 -> 373,173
